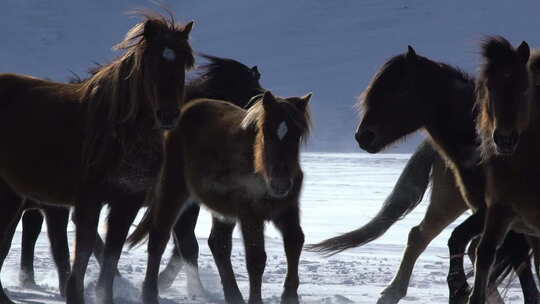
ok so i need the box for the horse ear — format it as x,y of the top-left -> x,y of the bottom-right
517,41 -> 530,65
262,91 -> 276,108
182,21 -> 194,36
406,45 -> 417,61
251,66 -> 261,79
294,93 -> 312,111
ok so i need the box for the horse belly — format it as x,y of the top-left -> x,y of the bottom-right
1,164 -> 77,204
0,104 -> 82,203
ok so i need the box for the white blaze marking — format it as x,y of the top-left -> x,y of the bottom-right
277,121 -> 288,140
162,47 -> 176,61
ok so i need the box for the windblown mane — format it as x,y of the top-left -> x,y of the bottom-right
241,94 -> 312,143
186,54 -> 264,107
78,10 -> 194,178
358,53 -> 474,113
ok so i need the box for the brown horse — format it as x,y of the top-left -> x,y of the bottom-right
0,11 -> 194,304
469,37 -> 537,304
129,90 -> 312,304
17,54 -> 266,296
309,46 -> 538,303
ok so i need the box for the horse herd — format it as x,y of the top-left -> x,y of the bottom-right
0,8 -> 538,304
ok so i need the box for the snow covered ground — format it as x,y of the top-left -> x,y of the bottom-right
1,153 -> 527,304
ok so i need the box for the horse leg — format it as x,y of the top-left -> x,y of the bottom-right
0,182 -> 26,304
19,207 -> 43,288
71,207 -> 122,279
273,206 -> 304,304
96,201 -> 142,304
65,202 -> 102,304
93,231 -> 106,267
447,209 -> 485,304
43,205 -> 71,297
378,161 -> 467,304
208,217 -> 243,304
468,205 -> 514,304
142,197 -> 189,304
240,217 -> 266,304
158,204 -> 203,294
527,236 -> 540,282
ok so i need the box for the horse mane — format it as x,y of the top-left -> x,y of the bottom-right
186,54 -> 264,107
358,53 -> 474,112
480,36 -> 516,65
241,94 -> 312,143
78,10 -> 195,176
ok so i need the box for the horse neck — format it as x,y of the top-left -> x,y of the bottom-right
420,67 -> 478,166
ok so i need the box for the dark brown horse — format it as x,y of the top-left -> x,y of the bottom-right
0,11 -> 194,304
469,37 -> 537,304
129,90 -> 312,304
312,46 -> 538,303
16,54 -> 265,296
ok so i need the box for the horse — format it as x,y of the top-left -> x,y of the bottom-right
16,54 -> 265,296
154,54 -> 266,291
128,90 -> 312,304
0,11 -> 194,304
468,37 -> 539,304
308,46 -> 538,303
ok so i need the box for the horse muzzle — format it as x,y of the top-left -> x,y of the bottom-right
355,128 -> 381,153
268,177 -> 293,199
492,128 -> 519,156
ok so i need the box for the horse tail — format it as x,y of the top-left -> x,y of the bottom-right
127,205 -> 153,248
306,140 -> 437,255
489,232 -> 535,298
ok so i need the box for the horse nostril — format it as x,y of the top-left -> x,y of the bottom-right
355,129 -> 375,145
270,178 -> 292,196
493,128 -> 519,148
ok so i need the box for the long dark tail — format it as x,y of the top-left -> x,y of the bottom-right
306,140 -> 438,255
127,205 -> 153,248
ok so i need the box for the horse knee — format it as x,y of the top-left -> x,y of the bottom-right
407,226 -> 424,246
180,232 -> 199,263
208,232 -> 227,257
448,228 -> 469,252
246,249 -> 267,274
289,228 -> 305,249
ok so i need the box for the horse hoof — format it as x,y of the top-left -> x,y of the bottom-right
281,295 -> 300,304
376,292 -> 402,304
157,275 -> 175,291
19,272 -> 38,289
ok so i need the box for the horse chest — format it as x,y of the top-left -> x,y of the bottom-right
107,135 -> 163,195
